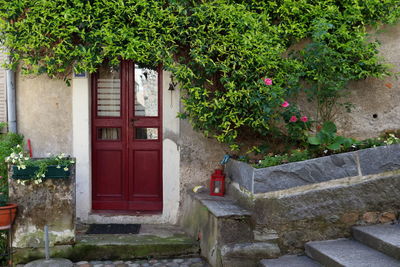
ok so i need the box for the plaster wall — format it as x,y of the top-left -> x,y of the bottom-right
16,73 -> 72,156
179,120 -> 226,192
298,22 -> 400,139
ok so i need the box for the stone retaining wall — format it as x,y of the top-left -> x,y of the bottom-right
226,144 -> 400,194
225,145 -> 400,254
9,165 -> 76,248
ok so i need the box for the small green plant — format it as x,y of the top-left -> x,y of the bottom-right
5,145 -> 75,185
288,149 -> 311,163
257,149 -> 311,168
308,121 -> 356,152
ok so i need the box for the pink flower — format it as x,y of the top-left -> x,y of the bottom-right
281,101 -> 289,108
289,116 -> 298,122
300,116 -> 308,122
264,78 -> 273,85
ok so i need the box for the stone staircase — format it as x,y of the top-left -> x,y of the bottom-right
261,223 -> 400,266
181,191 -> 280,267
181,145 -> 400,266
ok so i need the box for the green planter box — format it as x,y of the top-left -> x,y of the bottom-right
12,165 -> 71,179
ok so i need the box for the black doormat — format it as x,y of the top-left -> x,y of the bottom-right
86,224 -> 141,234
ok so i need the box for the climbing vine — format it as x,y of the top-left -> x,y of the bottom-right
0,0 -> 399,150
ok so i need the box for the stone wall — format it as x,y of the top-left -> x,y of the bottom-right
9,165 -> 75,248
225,145 -> 400,253
295,22 -> 400,140
16,73 -> 72,157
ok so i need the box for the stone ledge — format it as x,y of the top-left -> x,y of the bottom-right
225,144 -> 400,194
192,191 -> 251,218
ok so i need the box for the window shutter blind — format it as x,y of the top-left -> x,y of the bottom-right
0,50 -> 7,125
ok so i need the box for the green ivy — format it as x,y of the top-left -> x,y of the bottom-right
0,0 -> 399,149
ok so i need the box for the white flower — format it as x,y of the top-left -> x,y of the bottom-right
21,165 -> 26,170
323,150 -> 328,154
16,145 -> 20,148
34,180 -> 40,184
70,160 -> 75,164
63,167 -> 69,171
25,157 -> 29,160
56,165 -> 61,169
41,174 -> 45,178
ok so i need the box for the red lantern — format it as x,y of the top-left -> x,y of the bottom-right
210,169 -> 225,196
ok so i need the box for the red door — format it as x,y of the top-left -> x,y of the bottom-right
91,61 -> 162,212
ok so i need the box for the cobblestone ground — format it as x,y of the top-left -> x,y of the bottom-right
73,257 -> 209,267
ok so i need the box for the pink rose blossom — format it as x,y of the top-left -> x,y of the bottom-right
289,116 -> 298,122
300,116 -> 308,122
264,78 -> 273,85
281,101 -> 289,108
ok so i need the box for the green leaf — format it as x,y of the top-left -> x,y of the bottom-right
327,142 -> 341,150
308,136 -> 321,145
322,121 -> 337,134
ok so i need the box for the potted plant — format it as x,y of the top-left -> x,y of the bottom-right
0,191 -> 17,230
6,145 -> 75,185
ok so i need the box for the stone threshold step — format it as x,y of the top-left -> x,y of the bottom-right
352,224 -> 400,260
260,255 -> 321,267
305,238 -> 400,267
13,224 -> 199,264
192,191 -> 251,219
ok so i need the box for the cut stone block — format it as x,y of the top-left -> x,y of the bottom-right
352,224 -> 400,260
305,238 -> 400,266
225,159 -> 254,192
358,144 -> 400,175
253,152 -> 358,193
260,255 -> 321,267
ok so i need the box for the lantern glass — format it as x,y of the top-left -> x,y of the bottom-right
214,180 -> 221,193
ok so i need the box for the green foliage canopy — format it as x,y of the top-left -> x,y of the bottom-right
0,0 -> 399,149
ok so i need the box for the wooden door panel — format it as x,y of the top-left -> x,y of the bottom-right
93,149 -> 124,198
132,150 -> 161,198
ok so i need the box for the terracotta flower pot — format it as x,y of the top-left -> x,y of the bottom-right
0,203 -> 17,230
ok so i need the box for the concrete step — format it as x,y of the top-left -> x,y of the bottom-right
181,191 -> 254,267
13,224 -> 199,264
305,238 -> 400,267
353,224 -> 400,260
220,242 -> 280,267
260,255 -> 321,267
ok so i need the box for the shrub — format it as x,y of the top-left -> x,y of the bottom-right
0,1 -> 399,149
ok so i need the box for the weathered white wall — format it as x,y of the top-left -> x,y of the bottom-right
336,23 -> 400,139
16,73 -> 72,156
179,120 -> 226,192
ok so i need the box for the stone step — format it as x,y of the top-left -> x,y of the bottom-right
181,191 -> 254,267
220,242 -> 280,267
260,255 -> 321,267
352,224 -> 400,260
305,238 -> 400,267
13,224 -> 199,264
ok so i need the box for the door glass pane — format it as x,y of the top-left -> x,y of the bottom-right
135,65 -> 158,117
135,128 -> 158,140
97,64 -> 121,117
98,128 -> 121,140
